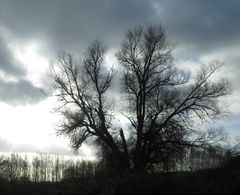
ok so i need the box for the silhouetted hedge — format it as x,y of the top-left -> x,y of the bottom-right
0,157 -> 239,194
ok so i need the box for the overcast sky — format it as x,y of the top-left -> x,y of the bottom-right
0,0 -> 239,155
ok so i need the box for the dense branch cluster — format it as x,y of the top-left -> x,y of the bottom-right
51,25 -> 231,173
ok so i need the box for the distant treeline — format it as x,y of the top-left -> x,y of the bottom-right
0,153 -> 97,182
0,146 -> 237,183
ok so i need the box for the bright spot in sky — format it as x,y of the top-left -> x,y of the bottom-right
14,41 -> 49,87
0,97 -> 66,148
105,50 -> 119,70
114,113 -> 130,127
0,41 -> 72,153
0,41 -> 95,158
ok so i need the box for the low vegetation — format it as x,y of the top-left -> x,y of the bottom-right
0,145 -> 239,194
0,154 -> 239,194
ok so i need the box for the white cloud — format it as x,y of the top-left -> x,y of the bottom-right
0,97 -> 59,147
14,41 -> 50,87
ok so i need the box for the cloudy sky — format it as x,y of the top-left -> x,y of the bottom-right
0,0 -> 239,156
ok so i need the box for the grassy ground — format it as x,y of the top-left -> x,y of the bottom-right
1,158 -> 240,195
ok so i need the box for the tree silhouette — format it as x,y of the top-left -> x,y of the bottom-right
50,24 -> 231,173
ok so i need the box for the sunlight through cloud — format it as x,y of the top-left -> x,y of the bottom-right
14,41 -> 49,87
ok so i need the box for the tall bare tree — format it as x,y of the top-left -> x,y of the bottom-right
51,25 -> 231,173
117,25 -> 231,171
51,41 -> 130,171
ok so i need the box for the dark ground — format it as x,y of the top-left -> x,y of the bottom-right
1,158 -> 240,195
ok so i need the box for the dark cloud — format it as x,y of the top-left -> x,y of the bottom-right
153,0 -> 240,56
0,0 -> 157,57
1,0 -> 239,61
0,33 -> 43,106
0,79 -> 46,105
0,36 -> 26,76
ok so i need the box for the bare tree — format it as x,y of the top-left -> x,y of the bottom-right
32,156 -> 41,183
51,41 -> 130,171
0,155 -> 7,177
3,154 -> 25,182
51,25 -> 231,173
117,25 -> 231,171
